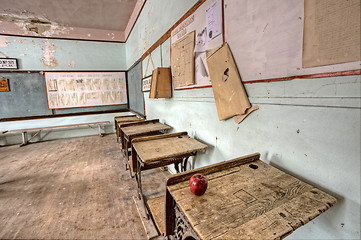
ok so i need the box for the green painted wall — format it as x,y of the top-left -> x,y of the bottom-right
0,35 -> 126,70
0,35 -> 128,142
125,0 -> 197,69
0,35 -> 128,119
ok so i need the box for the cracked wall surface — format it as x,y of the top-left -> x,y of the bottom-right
0,35 -> 126,70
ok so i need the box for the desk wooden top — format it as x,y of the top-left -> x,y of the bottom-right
121,121 -> 171,138
132,132 -> 208,163
115,115 -> 144,125
165,153 -> 337,239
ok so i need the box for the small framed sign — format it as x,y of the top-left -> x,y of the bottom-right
0,58 -> 18,69
0,78 -> 10,92
142,75 -> 152,92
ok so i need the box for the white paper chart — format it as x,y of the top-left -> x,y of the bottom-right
45,72 -> 127,109
170,0 -> 223,90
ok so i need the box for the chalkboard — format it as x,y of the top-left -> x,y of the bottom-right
0,72 -> 127,119
0,72 -> 51,118
127,61 -> 145,115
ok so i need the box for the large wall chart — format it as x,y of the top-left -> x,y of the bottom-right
45,72 -> 127,109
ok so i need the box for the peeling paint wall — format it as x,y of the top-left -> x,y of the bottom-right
0,35 -> 9,48
0,35 -> 126,70
0,12 -> 124,42
41,39 -> 59,68
0,35 -> 127,142
125,0 -> 361,239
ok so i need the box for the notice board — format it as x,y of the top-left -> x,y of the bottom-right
170,0 -> 224,90
224,0 -> 361,83
45,72 -> 127,109
303,0 -> 361,68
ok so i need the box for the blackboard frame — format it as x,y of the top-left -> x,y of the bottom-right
0,58 -> 18,69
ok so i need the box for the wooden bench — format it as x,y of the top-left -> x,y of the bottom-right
4,121 -> 110,146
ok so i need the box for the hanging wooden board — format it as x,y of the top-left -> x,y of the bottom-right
207,43 -> 253,121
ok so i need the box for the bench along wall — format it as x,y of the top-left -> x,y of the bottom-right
0,35 -> 128,145
125,0 -> 361,239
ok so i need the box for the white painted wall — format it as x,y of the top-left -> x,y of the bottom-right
126,0 -> 361,238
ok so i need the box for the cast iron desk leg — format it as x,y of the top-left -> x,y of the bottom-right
125,140 -> 129,170
20,132 -> 28,147
135,156 -> 149,219
181,156 -> 190,172
125,140 -> 134,178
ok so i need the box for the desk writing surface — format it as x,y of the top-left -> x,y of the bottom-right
115,116 -> 143,124
121,122 -> 171,137
167,159 -> 337,240
132,135 -> 207,163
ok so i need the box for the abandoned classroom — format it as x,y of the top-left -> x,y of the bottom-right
0,0 -> 360,239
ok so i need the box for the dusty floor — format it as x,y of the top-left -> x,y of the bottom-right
0,134 -> 168,239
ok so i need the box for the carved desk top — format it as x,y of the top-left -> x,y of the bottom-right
164,153 -> 337,239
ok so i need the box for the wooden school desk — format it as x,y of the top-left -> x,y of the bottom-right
114,115 -> 144,143
154,153 -> 337,240
120,119 -> 172,173
131,132 -> 208,217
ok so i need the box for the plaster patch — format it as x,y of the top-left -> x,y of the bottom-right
0,36 -> 9,48
26,22 -> 51,34
148,7 -> 154,17
19,53 -> 26,56
68,60 -> 76,68
107,32 -> 115,39
41,40 -> 59,68
143,23 -> 151,51
1,13 -> 71,37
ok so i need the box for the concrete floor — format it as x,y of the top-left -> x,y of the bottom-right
0,134 -> 168,239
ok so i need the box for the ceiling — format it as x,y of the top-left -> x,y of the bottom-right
0,0 -> 145,42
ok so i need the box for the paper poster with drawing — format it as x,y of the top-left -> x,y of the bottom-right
170,0 -> 224,90
194,27 -> 208,54
44,72 -> 127,109
206,0 -> 222,41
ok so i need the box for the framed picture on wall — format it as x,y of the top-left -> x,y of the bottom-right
0,58 -> 18,69
142,75 -> 152,92
0,78 -> 10,92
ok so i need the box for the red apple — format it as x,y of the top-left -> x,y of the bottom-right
189,174 -> 208,196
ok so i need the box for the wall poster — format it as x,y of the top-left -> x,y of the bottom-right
170,0 -> 224,90
44,72 -> 127,109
